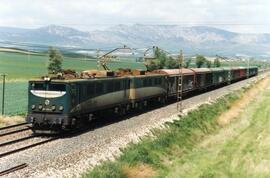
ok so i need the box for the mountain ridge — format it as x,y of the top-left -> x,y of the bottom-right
0,24 -> 269,57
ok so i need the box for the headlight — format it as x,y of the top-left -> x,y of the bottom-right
51,105 -> 56,111
31,105 -> 36,110
38,104 -> 43,110
59,106 -> 64,111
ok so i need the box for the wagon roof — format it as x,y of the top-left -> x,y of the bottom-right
231,67 -> 241,70
222,67 -> 231,70
153,69 -> 195,75
190,68 -> 211,73
210,68 -> 225,72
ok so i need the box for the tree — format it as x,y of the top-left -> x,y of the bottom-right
145,47 -> 178,71
213,58 -> 221,67
165,56 -> 178,69
196,54 -> 206,68
146,60 -> 159,71
206,60 -> 212,68
47,47 -> 63,74
184,58 -> 192,68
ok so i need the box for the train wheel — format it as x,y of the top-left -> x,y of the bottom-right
126,104 -> 131,112
138,102 -> 143,110
120,107 -> 126,116
144,100 -> 147,107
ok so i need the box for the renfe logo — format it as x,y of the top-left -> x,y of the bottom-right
45,99 -> 50,105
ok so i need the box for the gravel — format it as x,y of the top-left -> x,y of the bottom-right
0,125 -> 33,142
1,72 -> 269,178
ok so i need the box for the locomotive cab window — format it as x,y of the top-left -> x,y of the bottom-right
48,84 -> 66,91
31,83 -> 66,91
31,83 -> 45,90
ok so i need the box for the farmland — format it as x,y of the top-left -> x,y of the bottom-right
0,51 -> 146,80
0,81 -> 28,115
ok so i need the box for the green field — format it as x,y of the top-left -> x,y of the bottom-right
0,51 -> 146,80
0,81 -> 28,115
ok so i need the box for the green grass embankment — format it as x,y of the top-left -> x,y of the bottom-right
83,81 -> 252,177
166,77 -> 270,178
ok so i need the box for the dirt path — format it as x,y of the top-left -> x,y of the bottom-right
167,76 -> 270,178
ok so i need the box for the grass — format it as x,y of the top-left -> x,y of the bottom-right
0,81 -> 28,115
166,77 -> 270,178
83,84 -> 246,177
0,51 -> 146,80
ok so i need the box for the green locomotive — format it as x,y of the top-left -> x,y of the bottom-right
27,72 -> 167,132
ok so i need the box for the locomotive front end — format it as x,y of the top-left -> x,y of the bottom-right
26,79 -> 71,133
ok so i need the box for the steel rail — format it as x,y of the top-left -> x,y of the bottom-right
0,137 -> 59,159
0,122 -> 28,131
0,163 -> 28,176
0,127 -> 31,137
0,135 -> 38,147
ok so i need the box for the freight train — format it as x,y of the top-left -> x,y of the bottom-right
26,66 -> 258,133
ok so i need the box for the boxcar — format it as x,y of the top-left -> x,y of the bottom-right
247,67 -> 258,77
239,67 -> 247,78
231,67 -> 242,81
191,68 -> 213,89
153,69 -> 196,97
210,68 -> 228,86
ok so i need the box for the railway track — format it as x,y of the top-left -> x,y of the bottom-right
0,135 -> 38,147
0,163 -> 28,176
0,136 -> 60,159
0,123 -> 31,137
0,123 -> 28,131
0,124 -> 60,160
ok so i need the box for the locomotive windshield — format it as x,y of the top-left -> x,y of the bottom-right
31,83 -> 66,91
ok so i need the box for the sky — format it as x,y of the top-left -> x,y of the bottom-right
0,0 -> 270,33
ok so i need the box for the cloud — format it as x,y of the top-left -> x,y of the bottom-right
0,0 -> 269,33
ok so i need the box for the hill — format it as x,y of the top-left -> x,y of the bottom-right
1,24 -> 270,57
